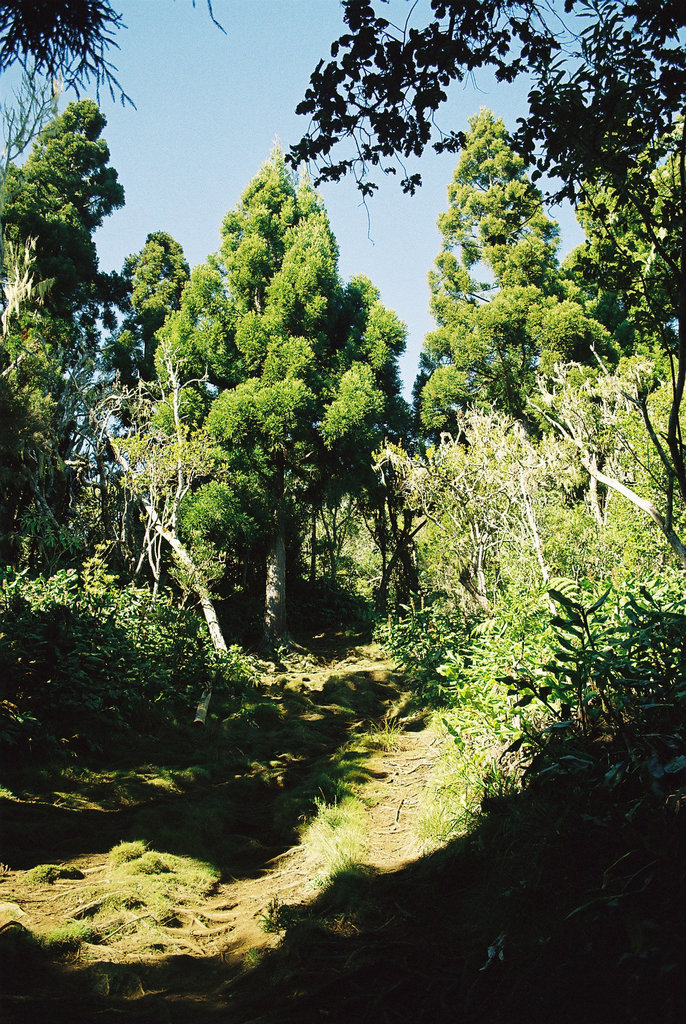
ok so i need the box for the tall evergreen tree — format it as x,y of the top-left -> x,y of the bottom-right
2,98 -> 125,355
417,109 -> 611,434
156,150 -> 407,648
0,99 -> 124,563
208,152 -> 407,647
105,230 -> 190,384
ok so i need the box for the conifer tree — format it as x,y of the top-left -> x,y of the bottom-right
105,231 -> 190,384
0,99 -> 124,562
159,150 -> 407,648
417,109 -> 610,434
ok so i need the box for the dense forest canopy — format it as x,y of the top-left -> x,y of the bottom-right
0,0 -> 683,764
1,5 -> 686,1021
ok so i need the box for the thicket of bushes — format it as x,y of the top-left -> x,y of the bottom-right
0,553 -> 258,754
380,569 -> 686,817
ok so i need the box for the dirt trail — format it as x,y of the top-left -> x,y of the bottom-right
0,635 -> 444,1017
362,731 -> 438,871
156,725 -> 439,960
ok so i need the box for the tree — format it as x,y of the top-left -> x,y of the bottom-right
560,128 -> 686,503
291,2 -> 685,198
0,99 -> 124,563
312,273 -> 409,600
293,0 -> 686,525
535,358 -> 686,571
207,153 -> 408,647
2,98 -> 125,354
105,230 -> 190,384
156,150 -> 407,649
0,0 -> 224,102
109,341 -> 228,723
377,408 -> 559,614
1,71 -> 59,233
416,109 -> 611,433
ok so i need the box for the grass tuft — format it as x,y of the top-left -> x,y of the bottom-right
40,921 -> 94,954
361,717 -> 404,752
108,840 -> 147,866
125,851 -> 171,875
301,795 -> 367,883
24,864 -> 84,884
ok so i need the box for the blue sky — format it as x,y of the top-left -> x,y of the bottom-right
62,1 -> 584,393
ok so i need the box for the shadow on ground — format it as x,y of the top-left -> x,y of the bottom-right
2,633 -> 684,1024
1,635 -> 402,876
2,768 -> 684,1024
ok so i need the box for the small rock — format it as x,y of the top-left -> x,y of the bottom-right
0,902 -> 26,928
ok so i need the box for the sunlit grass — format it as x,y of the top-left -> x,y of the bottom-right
301,795 -> 368,885
40,920 -> 94,954
27,839 -> 222,954
25,863 -> 84,884
109,839 -> 147,866
413,712 -> 511,853
359,717 -> 404,752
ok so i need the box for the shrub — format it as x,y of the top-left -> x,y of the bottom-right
375,600 -> 462,704
0,558 -> 256,753
508,571 -> 686,806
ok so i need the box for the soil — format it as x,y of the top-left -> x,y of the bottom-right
0,635 -> 447,1022
2,633 -> 684,1024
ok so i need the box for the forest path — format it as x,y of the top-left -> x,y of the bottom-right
167,721 -> 438,961
0,633 -> 444,1020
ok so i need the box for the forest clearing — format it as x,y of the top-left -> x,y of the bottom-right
2,3 -> 686,1022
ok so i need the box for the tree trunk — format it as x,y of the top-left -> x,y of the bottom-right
583,454 -> 686,571
588,473 -> 604,528
263,516 -> 286,651
310,505 -> 317,587
520,469 -> 556,613
262,458 -> 287,652
374,516 -> 425,613
395,510 -> 420,604
141,497 -> 227,724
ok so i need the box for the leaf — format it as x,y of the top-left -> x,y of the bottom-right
549,588 -> 580,611
506,735 -> 525,754
587,588 -> 612,614
559,754 -> 593,769
550,616 -> 584,635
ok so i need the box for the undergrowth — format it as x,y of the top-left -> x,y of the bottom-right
0,554 -> 259,754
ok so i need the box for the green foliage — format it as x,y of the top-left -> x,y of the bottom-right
260,897 -> 304,934
220,643 -> 261,694
376,601 -> 462,705
300,795 -> 368,885
0,558 -> 254,752
290,577 -> 374,634
417,109 -> 611,433
0,99 -> 125,569
2,99 -> 125,350
508,573 -> 686,797
105,230 -> 190,382
109,840 -> 148,866
39,921 -> 94,954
